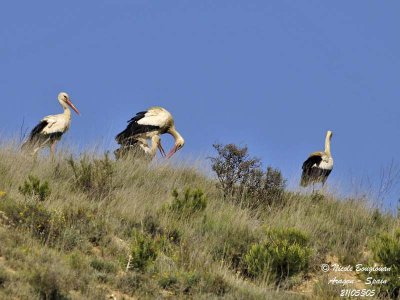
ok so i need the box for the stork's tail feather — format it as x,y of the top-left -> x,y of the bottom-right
115,130 -> 133,145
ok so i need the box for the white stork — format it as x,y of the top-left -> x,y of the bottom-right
115,106 -> 184,159
21,92 -> 80,156
114,134 -> 165,160
300,130 -> 333,188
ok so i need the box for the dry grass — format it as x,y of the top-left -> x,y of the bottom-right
0,142 -> 398,299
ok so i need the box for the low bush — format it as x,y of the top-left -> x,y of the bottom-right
128,229 -> 159,272
369,229 -> 400,299
169,188 -> 207,218
209,143 -> 286,208
18,175 -> 51,202
244,228 -> 312,284
0,198 -> 53,242
67,154 -> 114,199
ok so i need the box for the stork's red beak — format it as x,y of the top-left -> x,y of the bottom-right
158,142 -> 166,157
166,145 -> 178,159
66,99 -> 80,115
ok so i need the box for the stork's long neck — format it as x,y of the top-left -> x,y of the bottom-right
325,133 -> 331,157
169,126 -> 183,145
60,101 -> 72,119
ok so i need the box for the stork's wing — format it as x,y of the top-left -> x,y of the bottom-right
27,120 -> 49,140
115,108 -> 170,144
302,153 -> 323,170
137,108 -> 171,128
40,115 -> 68,135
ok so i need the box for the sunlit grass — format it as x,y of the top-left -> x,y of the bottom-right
0,141 -> 398,299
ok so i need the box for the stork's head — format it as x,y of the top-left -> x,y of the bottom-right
58,92 -> 80,115
166,135 -> 185,159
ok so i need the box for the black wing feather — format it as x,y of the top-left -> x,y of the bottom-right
28,120 -> 48,141
115,111 -> 161,145
300,155 -> 323,187
22,120 -> 65,151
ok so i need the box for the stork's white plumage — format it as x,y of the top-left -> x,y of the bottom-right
115,107 -> 184,159
22,92 -> 80,156
300,130 -> 333,188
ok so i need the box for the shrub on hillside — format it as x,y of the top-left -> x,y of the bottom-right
244,228 -> 312,284
18,175 -> 51,202
169,188 -> 207,218
67,154 -> 114,199
0,198 -> 54,242
369,229 -> 400,299
128,229 -> 159,272
209,143 -> 286,208
210,143 -> 261,199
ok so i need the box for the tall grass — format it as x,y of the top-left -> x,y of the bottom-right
0,142 -> 398,299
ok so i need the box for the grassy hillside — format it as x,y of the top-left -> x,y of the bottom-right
0,143 -> 399,299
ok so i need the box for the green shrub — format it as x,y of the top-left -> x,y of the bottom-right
128,229 -> 159,272
369,229 -> 400,299
244,228 -> 312,284
18,175 -> 51,202
67,154 -> 114,199
0,198 -> 54,242
209,143 -> 261,200
169,188 -> 207,218
209,143 -> 286,208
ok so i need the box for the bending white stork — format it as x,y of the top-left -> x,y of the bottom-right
115,134 -> 165,160
300,130 -> 333,188
115,106 -> 184,159
21,92 -> 80,156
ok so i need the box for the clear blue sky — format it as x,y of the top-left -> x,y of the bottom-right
1,1 -> 399,209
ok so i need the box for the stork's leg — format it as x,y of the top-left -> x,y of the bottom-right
50,141 -> 57,159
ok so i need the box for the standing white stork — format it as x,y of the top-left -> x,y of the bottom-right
22,92 -> 80,156
115,106 -> 184,159
300,130 -> 333,188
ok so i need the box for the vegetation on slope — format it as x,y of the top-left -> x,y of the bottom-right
0,143 -> 399,299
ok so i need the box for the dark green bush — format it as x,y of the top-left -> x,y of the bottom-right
18,175 -> 51,202
67,154 -> 114,199
169,188 -> 207,218
209,143 -> 261,200
128,229 -> 159,272
209,143 -> 286,208
0,198 -> 54,242
369,229 -> 400,299
244,228 -> 312,284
